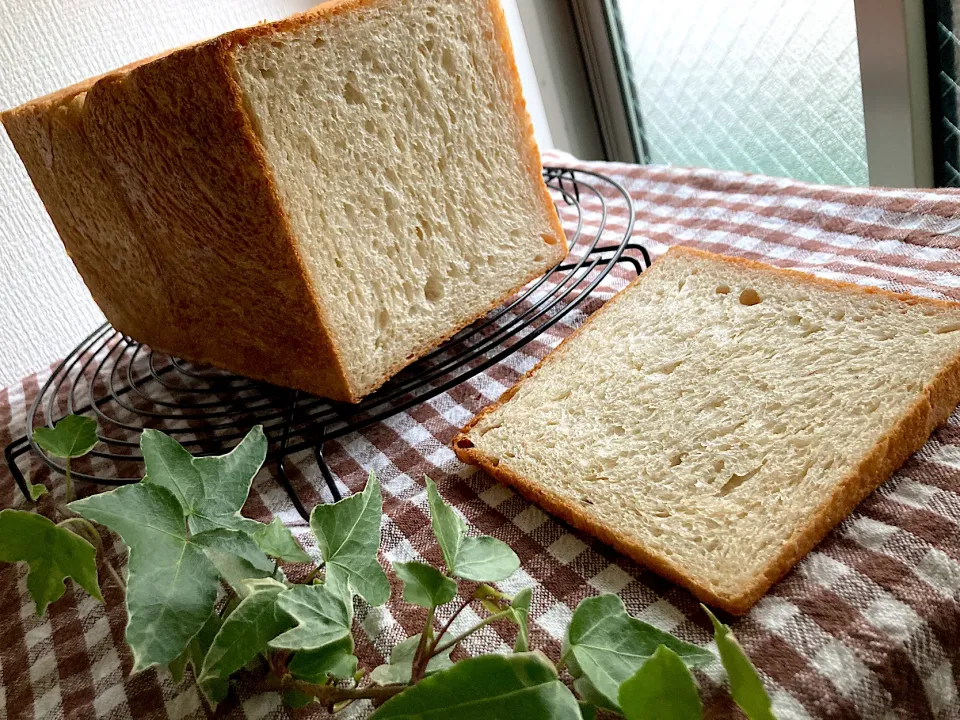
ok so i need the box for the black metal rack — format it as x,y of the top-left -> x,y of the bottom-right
4,166 -> 648,520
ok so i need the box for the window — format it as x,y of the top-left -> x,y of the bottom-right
519,0 -> 951,188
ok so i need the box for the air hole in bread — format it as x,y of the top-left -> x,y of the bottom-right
787,313 -> 801,325
718,466 -> 761,497
377,309 -> 390,331
534,254 -> 545,263
425,274 -> 444,302
364,119 -> 376,134
715,285 -> 730,295
426,21 -> 438,33
259,66 -> 277,80
387,213 -> 403,237
469,214 -> 482,231
477,423 -> 500,436
654,360 -> 681,375
343,81 -> 365,105
936,321 -> 960,334
669,453 -> 683,467
541,233 -> 558,246
831,310 -> 845,321
739,288 -> 761,306
313,37 -> 326,48
442,48 -> 457,75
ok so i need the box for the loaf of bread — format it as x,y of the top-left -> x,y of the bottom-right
2,0 -> 566,402
454,247 -> 960,614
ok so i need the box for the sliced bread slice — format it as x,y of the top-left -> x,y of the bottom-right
2,0 -> 566,402
454,247 -> 960,614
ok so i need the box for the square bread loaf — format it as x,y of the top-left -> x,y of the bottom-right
2,0 -> 566,402
454,247 -> 960,614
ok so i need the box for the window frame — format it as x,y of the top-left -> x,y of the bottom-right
520,0 -> 936,188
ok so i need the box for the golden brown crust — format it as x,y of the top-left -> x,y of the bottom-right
79,38 -> 353,401
454,246 -> 960,614
484,0 -> 568,254
4,0 -> 562,403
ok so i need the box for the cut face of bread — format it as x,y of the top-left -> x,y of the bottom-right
2,0 -> 565,402
455,247 -> 960,614
233,0 -> 564,394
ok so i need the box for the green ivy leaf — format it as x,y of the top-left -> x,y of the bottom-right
140,426 -> 266,535
169,611 -> 221,683
270,574 -> 353,652
618,645 -> 704,720
32,415 -> 98,458
425,477 -> 519,582
573,676 -> 618,712
563,595 -> 714,711
474,583 -> 508,614
198,579 -> 293,705
69,483 -> 219,672
282,689 -> 315,708
393,561 -> 457,608
510,588 -> 532,652
0,510 -> 102,615
370,652 -> 581,719
579,702 -> 597,720
27,480 -> 48,501
309,471 -> 389,605
703,606 -> 775,720
288,636 -> 358,682
192,527 -> 275,595
369,633 -> 454,685
253,517 -> 311,564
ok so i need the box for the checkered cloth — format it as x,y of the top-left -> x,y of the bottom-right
3,150 -> 960,720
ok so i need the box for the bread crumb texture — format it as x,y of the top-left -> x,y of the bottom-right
461,249 -> 960,609
234,0 -> 562,394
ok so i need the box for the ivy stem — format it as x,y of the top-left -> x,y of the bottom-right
303,564 -> 325,584
410,605 -> 436,683
263,676 -> 406,705
425,595 -> 473,659
432,609 -> 514,656
64,458 -> 74,504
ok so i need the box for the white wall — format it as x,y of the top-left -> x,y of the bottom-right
0,0 -> 551,387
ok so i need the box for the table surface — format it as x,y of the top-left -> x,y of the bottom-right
2,150 -> 960,720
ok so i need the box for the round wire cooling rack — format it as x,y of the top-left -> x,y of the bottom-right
4,166 -> 649,520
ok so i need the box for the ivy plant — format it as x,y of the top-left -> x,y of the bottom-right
0,417 -> 777,718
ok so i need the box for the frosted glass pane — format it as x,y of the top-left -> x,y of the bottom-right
616,0 -> 868,185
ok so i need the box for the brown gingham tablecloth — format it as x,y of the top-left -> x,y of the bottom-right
3,150 -> 960,720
